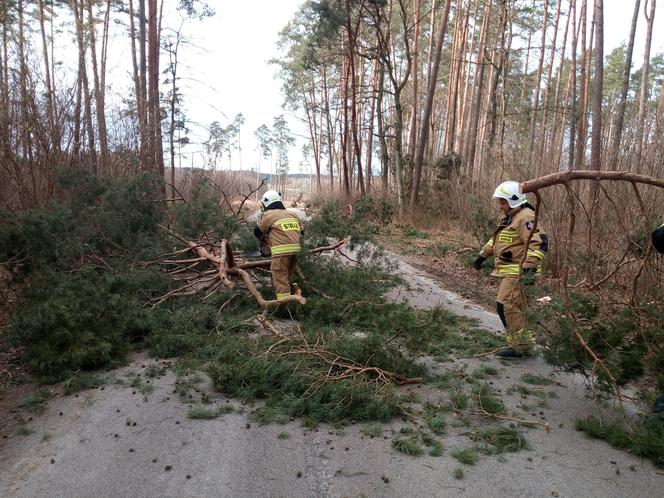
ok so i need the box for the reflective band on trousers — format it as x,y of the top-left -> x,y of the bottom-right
497,264 -> 540,276
271,243 -> 302,256
506,329 -> 534,346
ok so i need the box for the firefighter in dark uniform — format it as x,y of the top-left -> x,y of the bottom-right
474,181 -> 549,357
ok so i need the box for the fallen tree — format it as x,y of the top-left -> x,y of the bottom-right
513,170 -> 664,421
155,224 -> 349,308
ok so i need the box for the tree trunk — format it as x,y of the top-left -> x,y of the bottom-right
377,62 -> 389,192
1,12 -> 11,157
341,55 -> 351,197
610,0 -> 640,165
346,0 -> 364,195
590,0 -> 603,174
536,0 -> 562,165
365,59 -> 379,192
37,0 -> 56,147
527,0 -> 549,162
487,0 -> 508,148
86,0 -> 109,171
407,0 -> 422,160
466,0 -> 492,181
410,0 -> 452,210
568,0 -> 578,170
635,0 -> 656,169
322,65 -> 335,190
147,0 -> 163,179
576,0 -> 591,169
72,0 -> 96,169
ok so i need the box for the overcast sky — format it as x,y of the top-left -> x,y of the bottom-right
101,1 -> 664,176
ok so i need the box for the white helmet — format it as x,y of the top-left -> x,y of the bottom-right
261,189 -> 282,210
493,181 -> 527,208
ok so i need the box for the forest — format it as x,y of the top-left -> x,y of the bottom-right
0,0 -> 663,494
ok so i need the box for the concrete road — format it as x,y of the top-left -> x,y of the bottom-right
1,257 -> 663,498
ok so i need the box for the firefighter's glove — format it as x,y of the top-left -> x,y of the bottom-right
473,256 -> 486,271
521,267 -> 536,285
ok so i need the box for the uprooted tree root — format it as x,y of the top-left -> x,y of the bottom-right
153,224 -> 348,308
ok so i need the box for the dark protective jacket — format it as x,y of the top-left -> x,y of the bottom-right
653,224 -> 664,254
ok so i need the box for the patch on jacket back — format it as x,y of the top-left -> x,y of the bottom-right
275,218 -> 301,231
525,220 -> 534,231
498,228 -> 516,243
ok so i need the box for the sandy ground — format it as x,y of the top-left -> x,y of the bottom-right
1,254 -> 663,498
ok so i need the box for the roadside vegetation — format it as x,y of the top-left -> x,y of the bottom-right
1,171 -> 663,469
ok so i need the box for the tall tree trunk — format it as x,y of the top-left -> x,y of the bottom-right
537,0 -> 562,165
458,0 -> 480,157
590,0 -> 603,174
341,55 -> 351,197
410,0 -> 452,210
0,13 -> 10,158
635,0 -> 656,170
322,65 -> 335,190
568,0 -> 578,170
610,0 -> 640,165
86,0 -> 109,171
549,0 -> 572,165
527,0 -> 549,162
576,0 -> 590,169
346,0 -> 364,195
303,85 -> 322,192
37,0 -> 56,147
407,0 -> 422,159
147,0 -> 163,178
519,0 -> 536,109
365,59 -> 379,192
128,0 -> 142,170
466,0 -> 492,181
377,63 -> 389,192
138,0 -> 148,166
487,0 -> 508,148
444,0 -> 464,153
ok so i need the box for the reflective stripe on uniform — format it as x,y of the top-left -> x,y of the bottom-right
496,263 -> 540,277
273,218 -> 302,231
506,329 -> 534,347
276,292 -> 291,300
497,263 -> 521,276
271,243 -> 302,255
528,249 -> 546,260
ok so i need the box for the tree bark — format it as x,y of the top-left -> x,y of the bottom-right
590,0 -> 603,174
37,0 -> 56,146
537,0 -> 562,165
527,0 -> 549,162
466,0 -> 492,181
365,59 -> 379,192
86,0 -> 109,171
521,170 -> 664,192
609,0 -> 640,164
346,0 -> 364,195
410,0 -> 452,210
407,0 -> 422,160
634,0 -> 656,169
